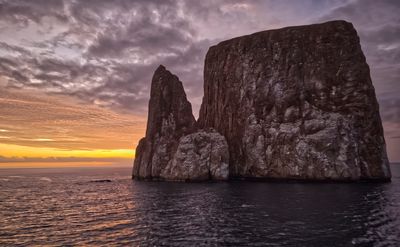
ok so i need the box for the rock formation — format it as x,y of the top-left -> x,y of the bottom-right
198,20 -> 391,181
132,65 -> 196,179
132,66 -> 229,181
161,129 -> 229,181
133,20 -> 391,182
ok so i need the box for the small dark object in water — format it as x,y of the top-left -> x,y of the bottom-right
90,179 -> 112,183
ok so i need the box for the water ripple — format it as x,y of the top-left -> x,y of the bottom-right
0,166 -> 400,246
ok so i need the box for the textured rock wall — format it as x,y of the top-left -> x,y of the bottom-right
133,66 -> 229,181
198,20 -> 391,181
161,129 -> 229,181
133,65 -> 196,179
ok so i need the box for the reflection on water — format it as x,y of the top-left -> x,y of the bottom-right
0,165 -> 399,246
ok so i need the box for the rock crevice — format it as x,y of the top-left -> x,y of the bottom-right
132,66 -> 229,181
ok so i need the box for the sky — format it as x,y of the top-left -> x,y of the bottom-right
0,0 -> 399,167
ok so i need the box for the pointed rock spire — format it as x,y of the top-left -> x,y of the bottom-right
133,65 -> 196,179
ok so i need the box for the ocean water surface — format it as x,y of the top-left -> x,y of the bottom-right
0,165 -> 399,246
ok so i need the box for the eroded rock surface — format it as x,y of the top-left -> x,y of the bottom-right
198,20 -> 391,181
161,129 -> 229,181
132,65 -> 196,179
133,20 -> 391,182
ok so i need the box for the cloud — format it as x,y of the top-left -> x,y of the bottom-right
0,1 -> 263,117
0,155 -> 128,163
0,87 -> 146,150
0,0 -> 213,116
0,0 -> 67,26
380,98 -> 400,123
0,0 -> 399,161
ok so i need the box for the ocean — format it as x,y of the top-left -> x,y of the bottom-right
0,165 -> 399,246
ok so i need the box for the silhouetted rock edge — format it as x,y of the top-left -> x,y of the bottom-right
132,20 -> 391,182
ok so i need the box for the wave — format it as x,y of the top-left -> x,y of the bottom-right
39,177 -> 52,182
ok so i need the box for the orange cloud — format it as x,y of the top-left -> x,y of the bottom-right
0,86 -> 145,167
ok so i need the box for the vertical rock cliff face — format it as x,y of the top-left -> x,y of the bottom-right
198,20 -> 391,181
132,65 -> 196,179
133,65 -> 229,181
134,20 -> 391,182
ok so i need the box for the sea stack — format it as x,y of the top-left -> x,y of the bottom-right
132,65 -> 229,181
132,65 -> 196,179
133,20 -> 391,182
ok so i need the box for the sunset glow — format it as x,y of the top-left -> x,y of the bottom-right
0,143 -> 134,159
0,87 -> 145,167
0,0 -> 399,167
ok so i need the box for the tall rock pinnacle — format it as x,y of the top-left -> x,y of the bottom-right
132,65 -> 196,179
